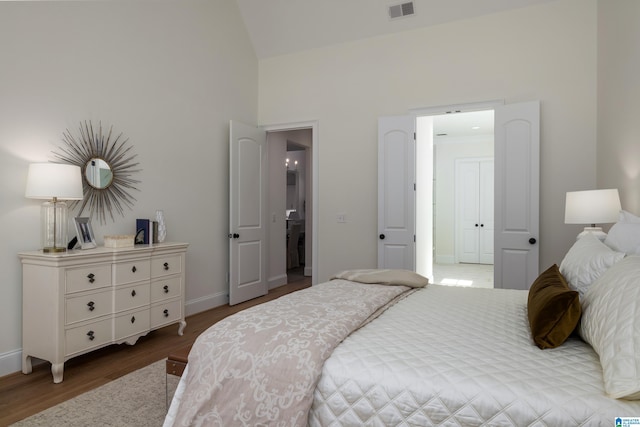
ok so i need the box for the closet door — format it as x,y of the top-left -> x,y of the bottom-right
456,158 -> 493,264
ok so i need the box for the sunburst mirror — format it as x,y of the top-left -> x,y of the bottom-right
53,120 -> 141,224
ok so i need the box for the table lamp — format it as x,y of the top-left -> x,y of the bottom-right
564,188 -> 621,240
25,163 -> 84,252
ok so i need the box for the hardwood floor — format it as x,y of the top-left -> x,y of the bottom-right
0,278 -> 311,426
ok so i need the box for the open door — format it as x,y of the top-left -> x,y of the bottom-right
229,121 -> 268,305
377,116 -> 416,270
494,101 -> 540,290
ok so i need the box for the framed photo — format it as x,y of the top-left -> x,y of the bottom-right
74,217 -> 97,249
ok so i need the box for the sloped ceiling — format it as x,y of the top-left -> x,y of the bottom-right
235,0 -> 558,59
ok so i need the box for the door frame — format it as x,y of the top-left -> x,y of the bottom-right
263,120 -> 319,286
411,100 -> 503,282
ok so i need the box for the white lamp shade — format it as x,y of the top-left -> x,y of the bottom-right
564,189 -> 621,225
25,163 -> 84,200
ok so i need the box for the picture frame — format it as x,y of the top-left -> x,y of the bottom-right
74,217 -> 97,249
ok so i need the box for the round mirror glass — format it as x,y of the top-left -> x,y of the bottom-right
85,158 -> 113,189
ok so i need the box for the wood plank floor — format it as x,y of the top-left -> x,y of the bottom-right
0,278 -> 311,426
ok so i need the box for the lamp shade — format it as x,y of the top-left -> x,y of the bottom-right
25,163 -> 83,200
564,189 -> 621,225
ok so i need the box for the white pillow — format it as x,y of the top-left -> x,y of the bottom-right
604,222 -> 640,255
559,232 -> 625,298
580,255 -> 640,399
619,209 -> 640,223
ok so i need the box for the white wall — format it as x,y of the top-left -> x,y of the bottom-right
597,0 -> 640,212
0,0 -> 258,376
259,0 -> 598,282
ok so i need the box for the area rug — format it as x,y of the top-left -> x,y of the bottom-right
12,359 -> 178,427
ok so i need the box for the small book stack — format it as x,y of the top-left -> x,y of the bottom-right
135,218 -> 160,245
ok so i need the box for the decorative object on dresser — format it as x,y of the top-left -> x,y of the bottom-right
19,242 -> 188,383
104,234 -> 135,248
73,217 -> 97,249
25,163 -> 84,253
156,210 -> 167,243
564,188 -> 621,240
52,120 -> 141,224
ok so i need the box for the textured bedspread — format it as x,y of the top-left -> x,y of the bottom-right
310,285 -> 640,426
164,279 -> 413,427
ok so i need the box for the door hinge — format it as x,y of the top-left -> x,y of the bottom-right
414,234 -> 416,242
413,132 -> 416,140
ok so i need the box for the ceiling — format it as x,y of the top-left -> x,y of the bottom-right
236,0 -> 548,140
432,110 -> 494,141
235,0 -> 557,59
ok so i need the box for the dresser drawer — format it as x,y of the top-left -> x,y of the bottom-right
66,289 -> 112,325
114,259 -> 150,285
114,283 -> 150,313
66,264 -> 112,293
65,318 -> 112,356
151,255 -> 182,278
114,309 -> 150,341
150,276 -> 182,302
150,299 -> 182,328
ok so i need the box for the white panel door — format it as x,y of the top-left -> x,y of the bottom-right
457,160 -> 481,263
229,121 -> 268,305
378,116 -> 415,270
478,159 -> 494,264
494,101 -> 540,290
456,158 -> 494,264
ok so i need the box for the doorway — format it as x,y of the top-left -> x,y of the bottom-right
418,110 -> 495,288
265,124 -> 316,288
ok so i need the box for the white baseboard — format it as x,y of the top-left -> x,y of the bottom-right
185,291 -> 228,317
268,274 -> 288,290
0,348 -> 23,378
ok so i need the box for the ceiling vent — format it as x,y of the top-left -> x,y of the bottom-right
389,2 -> 415,20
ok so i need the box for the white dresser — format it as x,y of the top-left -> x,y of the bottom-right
19,242 -> 188,383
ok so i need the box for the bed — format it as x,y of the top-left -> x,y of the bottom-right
165,215 -> 640,426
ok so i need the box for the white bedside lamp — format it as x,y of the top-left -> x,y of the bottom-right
564,189 -> 621,240
25,163 -> 84,252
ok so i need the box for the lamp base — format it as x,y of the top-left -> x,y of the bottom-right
43,246 -> 67,253
577,226 -> 607,241
41,199 -> 69,253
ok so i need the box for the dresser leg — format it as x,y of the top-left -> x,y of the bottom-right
177,320 -> 187,336
22,354 -> 32,374
51,362 -> 64,383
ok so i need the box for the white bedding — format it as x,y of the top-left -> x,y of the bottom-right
309,285 -> 640,426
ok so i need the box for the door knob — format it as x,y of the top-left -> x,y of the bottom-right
379,234 -> 385,240
529,237 -> 537,244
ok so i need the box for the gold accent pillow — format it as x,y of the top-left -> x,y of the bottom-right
528,264 -> 581,349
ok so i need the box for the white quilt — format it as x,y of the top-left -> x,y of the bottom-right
309,285 -> 640,426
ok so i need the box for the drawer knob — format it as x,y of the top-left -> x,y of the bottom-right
131,316 -> 136,324
132,266 -> 137,273
87,330 -> 95,341
87,301 -> 95,311
131,289 -> 137,297
87,273 -> 95,284
163,309 -> 169,317
163,262 -> 170,271
163,285 -> 169,293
